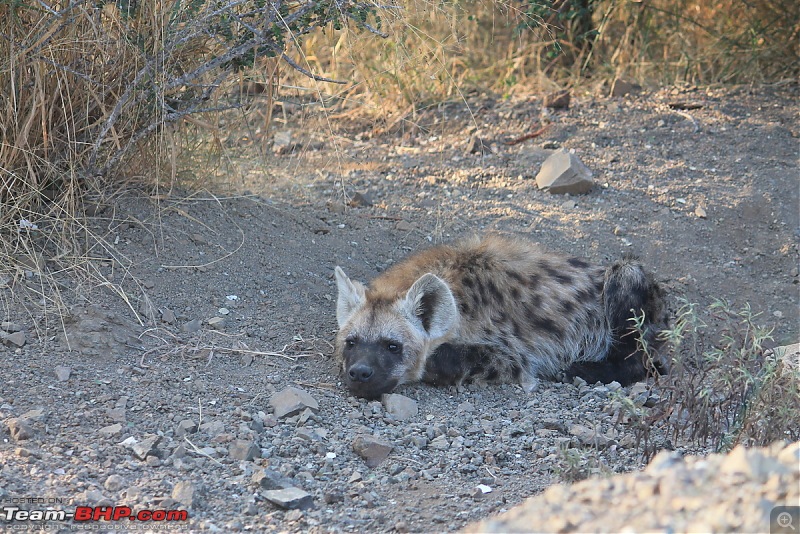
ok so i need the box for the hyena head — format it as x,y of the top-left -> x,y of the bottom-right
334,266 -> 458,399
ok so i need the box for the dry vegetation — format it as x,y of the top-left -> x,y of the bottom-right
621,301 -> 799,458
293,0 -> 800,107
0,0 -> 385,299
1,0 -> 796,229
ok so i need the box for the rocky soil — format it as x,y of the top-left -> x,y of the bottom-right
471,440 -> 800,533
1,83 -> 798,532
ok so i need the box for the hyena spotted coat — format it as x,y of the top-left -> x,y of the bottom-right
334,234 -> 669,399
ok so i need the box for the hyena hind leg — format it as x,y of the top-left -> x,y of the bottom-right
566,258 -> 670,386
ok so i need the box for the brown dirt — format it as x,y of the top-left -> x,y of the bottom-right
1,83 -> 798,532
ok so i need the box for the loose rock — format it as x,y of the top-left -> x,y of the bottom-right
466,136 -> 491,155
104,474 -> 125,492
199,420 -> 225,436
6,418 -> 34,441
252,469 -> 294,490
172,480 -> 201,508
176,419 -> 198,437
207,316 -> 226,330
473,484 -> 493,499
228,440 -> 260,461
395,220 -> 414,232
269,386 -> 319,418
535,149 -> 594,194
99,423 -> 122,436
1,331 -> 26,348
381,393 -> 418,421
544,90 -> 571,109
273,130 -> 296,155
106,407 -> 126,422
468,441 -> 800,533
568,424 -> 616,449
130,435 -> 161,460
263,487 -> 314,510
181,319 -> 202,333
137,297 -> 157,322
352,435 -> 393,468
349,192 -> 373,207
609,78 -> 640,98
54,366 -> 72,382
161,308 -> 177,324
430,435 -> 450,450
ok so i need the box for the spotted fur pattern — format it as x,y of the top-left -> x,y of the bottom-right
334,234 -> 670,399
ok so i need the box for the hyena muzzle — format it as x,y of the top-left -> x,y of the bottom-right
334,234 -> 670,399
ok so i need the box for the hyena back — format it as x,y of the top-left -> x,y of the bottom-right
334,234 -> 669,399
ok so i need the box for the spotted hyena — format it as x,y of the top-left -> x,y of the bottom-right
334,234 -> 669,399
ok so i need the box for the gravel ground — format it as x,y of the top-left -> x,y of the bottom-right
1,83 -> 798,532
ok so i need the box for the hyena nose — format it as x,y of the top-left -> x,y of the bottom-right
348,363 -> 374,382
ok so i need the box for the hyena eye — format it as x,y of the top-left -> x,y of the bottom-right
345,337 -> 358,349
385,341 -> 402,354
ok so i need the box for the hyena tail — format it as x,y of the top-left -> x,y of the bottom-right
566,257 -> 670,386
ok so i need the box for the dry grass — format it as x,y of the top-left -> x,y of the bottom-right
137,328 -> 327,367
591,0 -> 799,85
0,0 -> 385,319
280,0 -> 799,111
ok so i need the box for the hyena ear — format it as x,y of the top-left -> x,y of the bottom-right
403,273 -> 458,339
335,266 -> 366,327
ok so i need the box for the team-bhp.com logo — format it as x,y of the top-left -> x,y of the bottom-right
3,505 -> 188,523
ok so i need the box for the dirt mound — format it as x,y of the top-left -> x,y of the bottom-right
470,440 -> 799,533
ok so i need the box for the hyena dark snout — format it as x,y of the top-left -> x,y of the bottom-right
340,339 -> 405,399
348,362 -> 373,382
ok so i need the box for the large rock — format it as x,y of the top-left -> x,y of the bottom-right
252,469 -> 294,491
263,487 -> 314,510
269,386 -> 319,418
1,331 -> 26,348
172,481 -> 203,509
535,149 -> 594,194
228,440 -> 261,461
544,90 -> 571,109
99,423 -> 122,436
128,435 -> 161,460
352,435 -> 393,468
568,423 -> 616,449
381,393 -> 418,421
54,366 -> 72,382
609,77 -> 641,98
6,418 -> 34,441
467,441 -> 800,533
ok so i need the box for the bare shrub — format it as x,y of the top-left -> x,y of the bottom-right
622,300 -> 799,459
0,0 -> 387,311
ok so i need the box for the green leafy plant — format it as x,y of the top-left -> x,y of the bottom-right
555,442 -> 614,483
